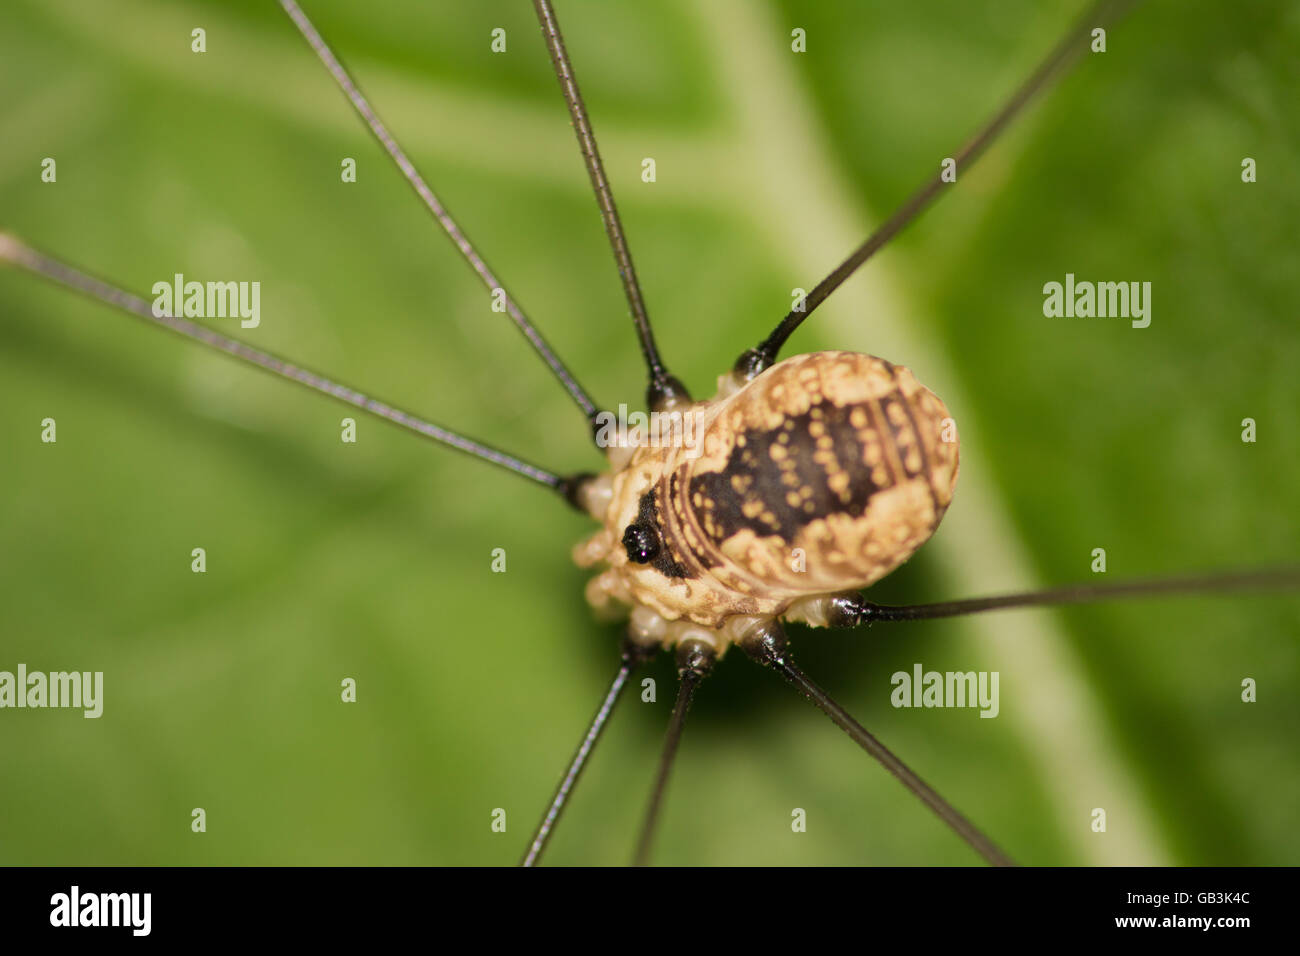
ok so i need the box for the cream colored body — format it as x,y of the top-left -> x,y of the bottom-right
575,351 -> 958,653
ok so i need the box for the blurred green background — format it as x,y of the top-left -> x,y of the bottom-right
1,0 -> 1297,866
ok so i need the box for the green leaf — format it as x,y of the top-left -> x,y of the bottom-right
1,0 -> 1296,865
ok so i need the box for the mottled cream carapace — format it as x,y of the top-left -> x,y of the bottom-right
573,351 -> 958,655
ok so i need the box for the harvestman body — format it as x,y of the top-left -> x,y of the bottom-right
3,0 -> 1297,866
578,352 -> 957,649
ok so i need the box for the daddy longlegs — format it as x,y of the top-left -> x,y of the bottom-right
2,0 -> 1297,866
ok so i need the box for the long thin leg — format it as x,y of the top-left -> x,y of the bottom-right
742,623 -> 1014,866
521,639 -> 655,867
531,0 -> 688,411
736,0 -> 1140,378
632,640 -> 715,866
278,0 -> 602,430
0,234 -> 574,495
823,566 -> 1300,626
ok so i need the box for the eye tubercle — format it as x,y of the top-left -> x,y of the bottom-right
621,524 -> 659,564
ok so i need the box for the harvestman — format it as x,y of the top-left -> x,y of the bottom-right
2,0 -> 1296,866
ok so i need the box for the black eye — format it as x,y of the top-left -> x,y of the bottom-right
622,523 -> 660,564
